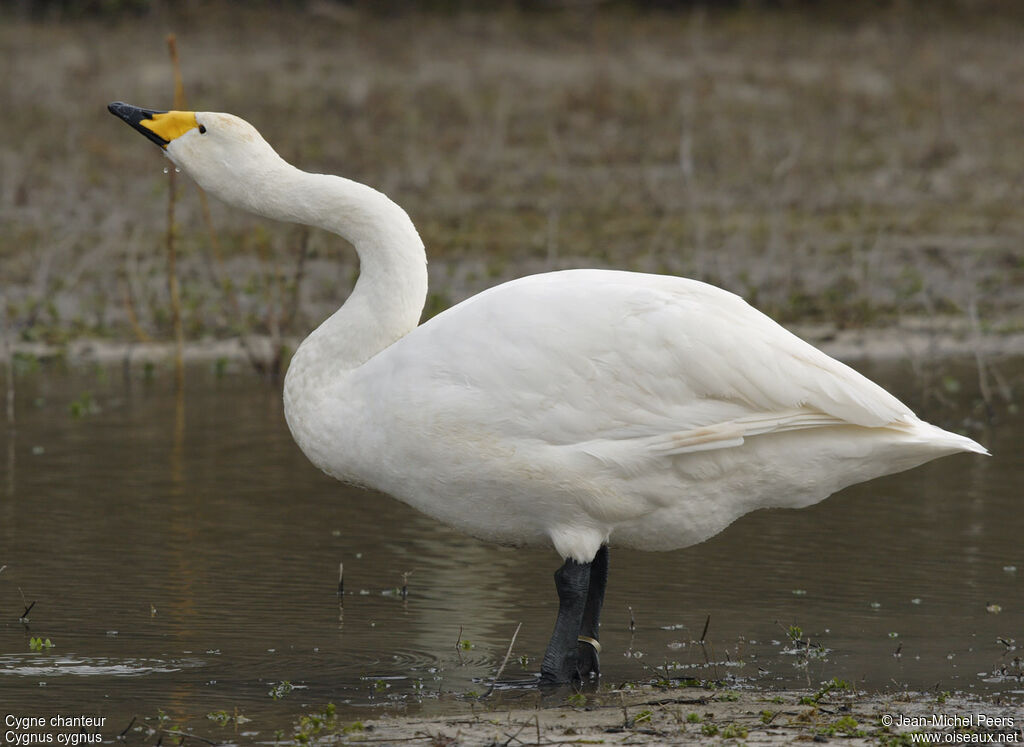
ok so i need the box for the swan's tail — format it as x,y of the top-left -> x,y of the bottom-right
898,419 -> 990,457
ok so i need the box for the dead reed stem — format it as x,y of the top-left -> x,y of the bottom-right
282,226 -> 310,331
3,302 -> 15,497
197,188 -> 240,316
164,33 -> 188,483
3,307 -> 13,429
121,275 -> 152,343
483,622 -> 522,697
172,53 -> 273,381
165,34 -> 186,392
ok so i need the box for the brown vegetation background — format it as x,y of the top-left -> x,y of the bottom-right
2,2 -> 1023,354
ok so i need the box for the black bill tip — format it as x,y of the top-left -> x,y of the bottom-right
108,101 -> 170,148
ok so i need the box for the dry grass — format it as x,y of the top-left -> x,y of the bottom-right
2,4 -> 1023,349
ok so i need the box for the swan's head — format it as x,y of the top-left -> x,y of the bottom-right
108,101 -> 288,212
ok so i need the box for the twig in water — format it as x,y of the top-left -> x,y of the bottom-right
455,625 -> 465,665
483,622 -> 522,697
162,729 -> 219,746
337,562 -> 344,597
401,570 -> 412,600
697,614 -> 721,680
3,306 -> 14,429
21,599 -> 36,620
966,291 -> 994,419
628,605 -> 636,633
118,717 -> 137,740
698,615 -> 711,666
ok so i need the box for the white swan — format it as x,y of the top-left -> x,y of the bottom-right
109,102 -> 988,685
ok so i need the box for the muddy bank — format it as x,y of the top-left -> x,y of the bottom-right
283,683 -> 1023,745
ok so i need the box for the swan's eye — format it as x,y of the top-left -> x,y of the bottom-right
198,124 -> 207,134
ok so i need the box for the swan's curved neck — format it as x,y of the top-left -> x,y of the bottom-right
251,165 -> 426,398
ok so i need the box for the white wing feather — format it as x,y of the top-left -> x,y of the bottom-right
386,269 -> 912,448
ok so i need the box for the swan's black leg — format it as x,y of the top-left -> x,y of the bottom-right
539,557 -> 592,685
576,545 -> 608,679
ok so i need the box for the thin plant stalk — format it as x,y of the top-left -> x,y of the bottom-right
3,308 -> 13,428
165,33 -> 186,390
121,273 -> 152,343
165,33 -> 188,486
3,302 -> 15,498
483,622 -> 522,697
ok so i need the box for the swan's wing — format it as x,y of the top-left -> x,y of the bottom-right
371,269 -> 914,455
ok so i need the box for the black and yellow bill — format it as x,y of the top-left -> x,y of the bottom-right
108,101 -> 198,148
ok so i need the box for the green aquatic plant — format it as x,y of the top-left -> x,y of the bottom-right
68,392 -> 98,418
294,703 -> 337,744
566,692 -> 587,707
206,710 -> 249,726
268,680 -> 294,700
28,637 -> 54,651
799,677 -> 851,706
674,677 -> 704,689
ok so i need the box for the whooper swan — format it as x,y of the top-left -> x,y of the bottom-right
109,102 -> 988,685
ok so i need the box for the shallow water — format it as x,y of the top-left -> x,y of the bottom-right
0,357 -> 1020,737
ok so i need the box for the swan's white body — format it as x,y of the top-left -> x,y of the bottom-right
147,110 -> 987,563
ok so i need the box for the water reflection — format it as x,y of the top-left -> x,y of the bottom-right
0,359 -> 1020,731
